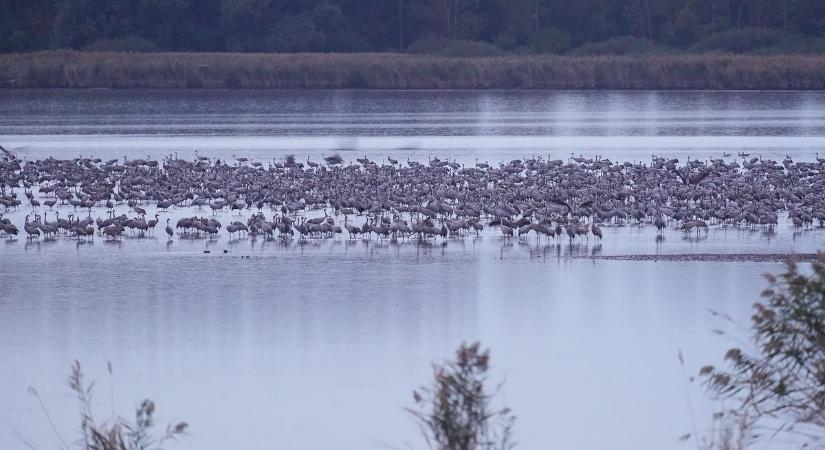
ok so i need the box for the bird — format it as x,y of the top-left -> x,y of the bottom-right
23,215 -> 40,240
0,151 -> 821,251
2,222 -> 19,237
655,217 -> 666,234
500,225 -> 513,238
549,198 -> 594,217
671,166 -> 712,185
591,223 -> 602,241
323,154 -> 344,165
565,224 -> 576,242
147,214 -> 160,233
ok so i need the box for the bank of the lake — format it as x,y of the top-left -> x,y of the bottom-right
2,51 -> 825,90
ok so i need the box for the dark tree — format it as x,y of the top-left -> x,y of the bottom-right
2,0 -> 825,53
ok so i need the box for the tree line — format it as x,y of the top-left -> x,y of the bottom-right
2,0 -> 824,54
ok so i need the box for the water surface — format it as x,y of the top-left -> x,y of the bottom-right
1,89 -> 823,450
3,89 -> 825,163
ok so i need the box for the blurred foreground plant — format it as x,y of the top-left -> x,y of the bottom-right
699,252 -> 825,446
25,361 -> 188,450
407,342 -> 516,450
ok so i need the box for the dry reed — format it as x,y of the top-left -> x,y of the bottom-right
2,51 -> 825,89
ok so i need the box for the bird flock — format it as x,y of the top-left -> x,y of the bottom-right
2,149 -> 825,245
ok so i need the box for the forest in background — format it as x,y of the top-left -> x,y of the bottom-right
2,0 -> 825,56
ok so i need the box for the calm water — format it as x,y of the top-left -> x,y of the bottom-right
1,90 -> 823,450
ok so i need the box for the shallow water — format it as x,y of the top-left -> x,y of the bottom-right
1,90 -> 824,450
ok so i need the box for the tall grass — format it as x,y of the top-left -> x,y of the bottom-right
23,361 -> 188,450
2,50 -> 825,89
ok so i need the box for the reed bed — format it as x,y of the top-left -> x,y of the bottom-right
2,51 -> 825,89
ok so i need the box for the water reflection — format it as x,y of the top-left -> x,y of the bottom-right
3,212 -> 823,258
2,90 -> 825,164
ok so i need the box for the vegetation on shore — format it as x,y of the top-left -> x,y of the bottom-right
3,51 -> 825,90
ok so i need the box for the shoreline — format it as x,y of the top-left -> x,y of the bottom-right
578,253 -> 819,262
3,51 -> 825,90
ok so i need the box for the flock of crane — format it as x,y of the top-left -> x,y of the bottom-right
2,146 -> 825,246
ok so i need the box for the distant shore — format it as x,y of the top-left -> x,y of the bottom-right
2,51 -> 825,90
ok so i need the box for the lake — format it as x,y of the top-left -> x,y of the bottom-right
1,89 -> 823,450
